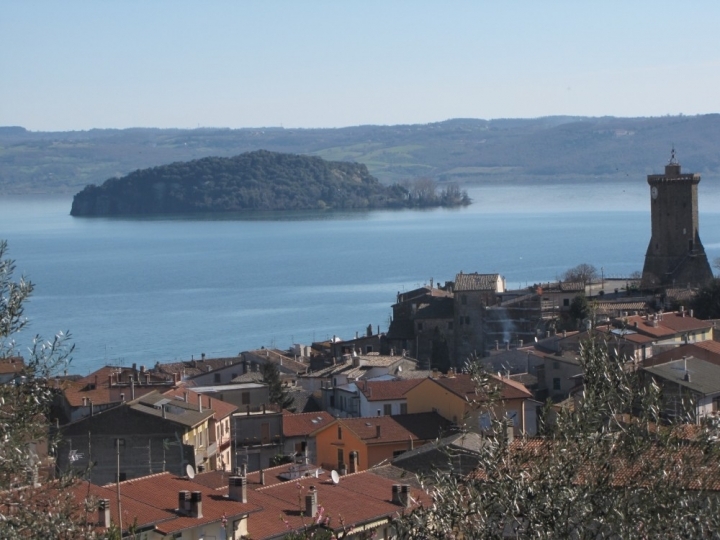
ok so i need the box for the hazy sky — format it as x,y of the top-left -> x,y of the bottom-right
3,1 -> 720,131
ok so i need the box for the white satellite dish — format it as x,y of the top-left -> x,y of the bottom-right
330,470 -> 340,484
186,464 -> 196,479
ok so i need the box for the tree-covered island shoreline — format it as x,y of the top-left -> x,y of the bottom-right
70,150 -> 470,217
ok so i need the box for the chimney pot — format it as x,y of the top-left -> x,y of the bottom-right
190,491 -> 203,518
305,486 -> 318,518
228,476 -> 248,503
98,499 -> 111,527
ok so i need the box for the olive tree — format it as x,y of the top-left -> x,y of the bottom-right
0,241 -> 91,539
394,339 -> 720,539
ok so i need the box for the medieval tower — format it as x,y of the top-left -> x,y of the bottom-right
641,150 -> 713,289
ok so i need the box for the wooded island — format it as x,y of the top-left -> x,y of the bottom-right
70,150 -> 470,216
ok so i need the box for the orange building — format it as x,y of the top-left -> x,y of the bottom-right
312,412 -> 450,472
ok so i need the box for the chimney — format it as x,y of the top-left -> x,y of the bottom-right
398,484 -> 411,508
690,309 -> 694,318
162,404 -> 167,419
178,490 -> 191,514
408,436 -> 414,451
90,401 -> 94,416
82,397 -> 88,407
241,463 -> 248,477
305,486 -> 318,518
120,393 -> 125,402
130,377 -> 135,400
184,391 -> 189,402
208,397 -> 213,410
190,491 -> 203,518
228,476 -> 247,503
198,395 -> 203,413
376,425 -> 381,438
349,451 -> 358,474
260,468 -> 265,485
518,339 -> 523,348
392,484 -> 401,504
140,365 -> 146,373
98,499 -> 111,528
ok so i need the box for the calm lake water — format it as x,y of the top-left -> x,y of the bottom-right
2,181 -> 719,375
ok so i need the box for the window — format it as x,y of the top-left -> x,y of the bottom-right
365,345 -> 373,353
241,392 -> 250,405
383,404 -> 392,416
338,426 -> 343,440
400,403 -> 407,415
563,298 -> 570,307
392,450 -> 406,457
214,373 -> 221,383
337,448 -> 344,468
553,378 -> 561,391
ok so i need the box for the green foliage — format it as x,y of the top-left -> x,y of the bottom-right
393,341 -> 720,539
0,241 -> 89,538
691,277 -> 720,319
70,150 -> 469,216
260,361 -> 294,410
567,294 -> 589,330
5,115 -> 720,195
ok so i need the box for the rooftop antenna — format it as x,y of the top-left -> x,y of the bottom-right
669,145 -> 678,165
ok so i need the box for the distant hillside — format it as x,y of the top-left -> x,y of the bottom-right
70,150 -> 469,216
4,115 -> 720,194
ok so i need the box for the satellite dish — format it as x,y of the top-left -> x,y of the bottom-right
186,464 -> 196,479
330,470 -> 340,484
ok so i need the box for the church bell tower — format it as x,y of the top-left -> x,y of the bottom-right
641,149 -> 713,289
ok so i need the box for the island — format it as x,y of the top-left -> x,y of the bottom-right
70,150 -> 470,216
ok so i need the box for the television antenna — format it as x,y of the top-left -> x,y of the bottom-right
330,470 -> 340,484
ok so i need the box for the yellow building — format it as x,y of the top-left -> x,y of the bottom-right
405,372 -> 537,435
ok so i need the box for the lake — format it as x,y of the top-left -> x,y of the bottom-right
2,181 -> 719,375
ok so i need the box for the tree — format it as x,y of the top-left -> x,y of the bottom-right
568,294 -> 589,330
260,361 -> 294,410
562,263 -> 598,286
691,277 -> 720,319
393,339 -> 720,538
0,241 -> 88,538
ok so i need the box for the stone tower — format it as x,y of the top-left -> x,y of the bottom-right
641,150 -> 713,289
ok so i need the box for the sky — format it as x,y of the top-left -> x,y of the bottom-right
3,1 -> 720,131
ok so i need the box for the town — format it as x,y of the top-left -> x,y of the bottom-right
3,156 -> 720,538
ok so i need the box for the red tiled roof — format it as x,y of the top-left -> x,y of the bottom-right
0,356 -> 24,375
358,379 -> 423,401
163,387 -> 237,419
283,411 -> 335,437
337,412 -> 451,444
103,472 -> 261,535
430,372 -> 533,401
245,470 -> 427,539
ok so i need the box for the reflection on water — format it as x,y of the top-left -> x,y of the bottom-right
1,180 -> 719,374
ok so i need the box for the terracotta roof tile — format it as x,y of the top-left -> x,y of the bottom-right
0,356 -> 24,375
163,386 -> 237,419
454,272 -> 502,292
430,372 -> 533,401
283,411 -> 335,437
338,413 -> 451,443
358,379 -> 423,401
